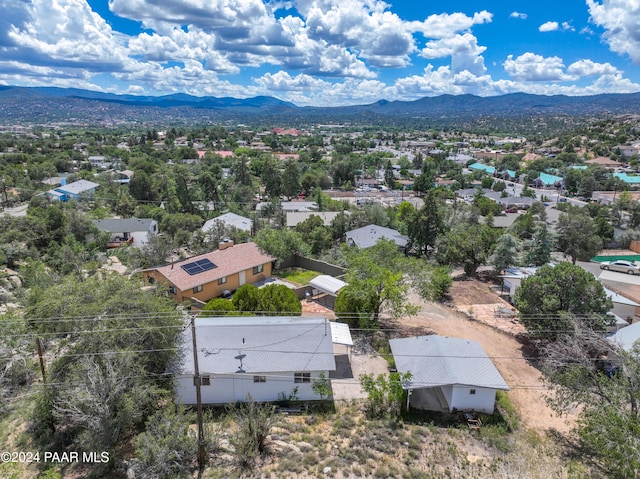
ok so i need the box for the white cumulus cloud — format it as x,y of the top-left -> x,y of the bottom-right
420,33 -> 487,76
510,12 -> 527,20
567,59 -> 620,78
539,21 -> 559,32
503,52 -> 570,81
588,0 -> 640,64
408,10 -> 492,38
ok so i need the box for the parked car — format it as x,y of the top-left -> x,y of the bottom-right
600,259 -> 640,275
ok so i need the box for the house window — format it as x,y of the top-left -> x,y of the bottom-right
194,375 -> 211,386
168,285 -> 177,295
193,285 -> 203,294
470,389 -> 476,395
253,375 -> 266,383
218,276 -> 227,285
252,264 -> 264,275
294,372 -> 311,383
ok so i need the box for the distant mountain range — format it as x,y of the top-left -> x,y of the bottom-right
1,85 -> 640,128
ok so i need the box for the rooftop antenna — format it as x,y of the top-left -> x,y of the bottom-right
235,352 -> 246,373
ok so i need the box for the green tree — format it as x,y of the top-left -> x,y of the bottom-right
523,222 -> 555,266
261,157 -> 281,198
489,233 -> 520,274
480,176 -> 493,189
334,284 -> 376,327
384,160 -> 394,187
281,159 -> 301,198
311,372 -> 333,400
407,190 -> 446,256
256,284 -> 301,315
359,372 -> 412,419
436,223 -> 497,276
409,265 -> 453,302
254,228 -> 309,266
26,275 -> 182,453
521,185 -> 536,198
557,209 -> 602,264
513,262 -> 612,339
343,239 -> 418,323
160,213 -> 203,241
308,226 -> 333,254
129,170 -> 158,202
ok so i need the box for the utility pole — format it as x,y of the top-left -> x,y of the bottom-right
190,315 -> 206,469
36,338 -> 46,382
1,176 -> 7,208
36,337 -> 54,432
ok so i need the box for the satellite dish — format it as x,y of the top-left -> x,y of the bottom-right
234,353 -> 246,373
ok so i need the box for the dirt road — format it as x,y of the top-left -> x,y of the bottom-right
397,289 -> 575,434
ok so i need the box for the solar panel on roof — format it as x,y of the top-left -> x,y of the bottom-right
180,258 -> 217,275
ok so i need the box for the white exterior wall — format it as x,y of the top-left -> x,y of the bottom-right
175,370 -> 328,405
440,384 -> 454,407
450,385 -> 496,413
502,277 -> 522,297
129,223 -> 157,247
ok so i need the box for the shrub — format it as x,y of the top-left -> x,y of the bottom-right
256,284 -> 301,315
232,284 -> 261,311
227,396 -> 276,468
133,404 -> 197,479
201,298 -> 237,316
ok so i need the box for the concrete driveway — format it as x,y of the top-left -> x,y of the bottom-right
330,342 -> 389,401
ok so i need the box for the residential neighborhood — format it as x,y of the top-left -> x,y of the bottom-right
3,114 -> 640,478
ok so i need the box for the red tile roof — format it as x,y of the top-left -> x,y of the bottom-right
149,242 -> 275,291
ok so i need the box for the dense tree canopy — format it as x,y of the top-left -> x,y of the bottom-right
556,208 -> 603,264
254,227 -> 310,265
514,262 -> 612,339
26,274 -> 182,456
542,323 -> 640,478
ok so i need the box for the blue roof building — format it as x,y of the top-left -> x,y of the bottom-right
468,163 -> 495,174
614,173 -> 640,184
535,172 -> 564,187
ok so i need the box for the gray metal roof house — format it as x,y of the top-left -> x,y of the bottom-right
92,217 -> 158,248
174,316 -> 337,404
389,335 -> 509,413
345,224 -> 408,249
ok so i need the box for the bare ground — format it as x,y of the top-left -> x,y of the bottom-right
392,279 -> 576,435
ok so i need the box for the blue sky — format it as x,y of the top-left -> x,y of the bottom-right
1,0 -> 639,106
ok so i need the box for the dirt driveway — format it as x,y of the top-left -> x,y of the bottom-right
396,283 -> 575,434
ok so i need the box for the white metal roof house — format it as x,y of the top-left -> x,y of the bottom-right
92,217 -> 158,248
174,316 -> 337,405
389,336 -> 509,414
48,179 -> 99,202
202,212 -> 253,234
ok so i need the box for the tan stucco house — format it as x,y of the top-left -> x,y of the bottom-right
142,242 -> 276,304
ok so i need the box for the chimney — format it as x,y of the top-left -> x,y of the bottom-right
218,239 -> 234,250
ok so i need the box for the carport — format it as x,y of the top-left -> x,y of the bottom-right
309,275 -> 347,309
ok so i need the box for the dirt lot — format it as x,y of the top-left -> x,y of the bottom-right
395,278 -> 575,435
